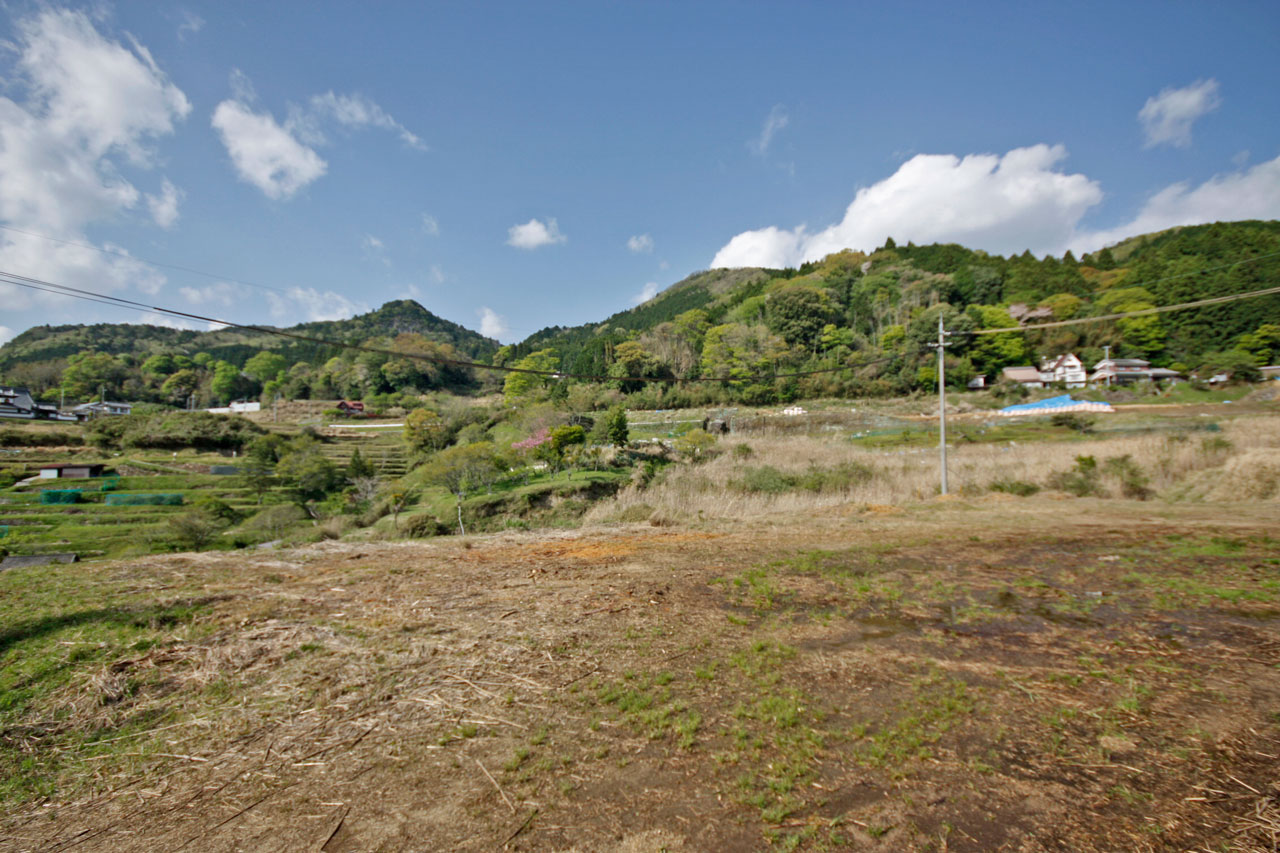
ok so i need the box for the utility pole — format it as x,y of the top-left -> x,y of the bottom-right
930,315 -> 952,495
1102,345 -> 1112,387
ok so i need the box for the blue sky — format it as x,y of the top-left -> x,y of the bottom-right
1,1 -> 1278,346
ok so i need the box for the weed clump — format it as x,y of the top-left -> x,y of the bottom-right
1047,455 -> 1104,497
988,479 -> 1040,497
732,462 -> 874,495
1102,454 -> 1152,500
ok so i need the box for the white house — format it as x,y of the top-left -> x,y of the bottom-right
1039,354 -> 1087,388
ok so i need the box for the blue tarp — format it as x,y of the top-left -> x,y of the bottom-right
999,395 -> 1114,415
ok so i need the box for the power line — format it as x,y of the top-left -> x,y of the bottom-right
0,223 -> 293,296
974,283 -> 1280,335
0,269 -> 901,384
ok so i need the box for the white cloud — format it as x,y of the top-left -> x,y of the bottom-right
430,264 -> 446,284
506,217 -> 566,250
421,213 -> 440,236
0,9 -> 187,309
711,144 -> 1103,268
750,104 -> 789,156
212,88 -> 327,200
138,310 -> 202,330
266,287 -> 367,322
362,234 -> 384,251
627,233 -> 654,253
176,11 -> 204,41
0,325 -> 15,346
478,307 -> 508,339
179,281 -> 242,307
1072,155 -> 1280,252
1139,79 -> 1221,149
310,91 -> 426,151
632,282 -> 660,305
146,178 -> 182,228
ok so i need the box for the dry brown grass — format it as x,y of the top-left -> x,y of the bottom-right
587,413 -> 1280,524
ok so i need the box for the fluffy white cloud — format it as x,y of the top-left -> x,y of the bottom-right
1139,79 -> 1220,149
213,81 -> 424,200
266,287 -> 367,322
0,10 -> 187,309
711,145 -> 1103,268
430,264 -> 446,284
627,233 -> 654,253
422,213 -> 440,236
750,104 -> 789,156
310,92 -> 426,151
0,325 -> 15,346
632,282 -> 660,305
212,93 -> 327,200
478,307 -> 508,339
1072,155 -> 1280,252
507,218 -> 566,250
146,179 -> 182,228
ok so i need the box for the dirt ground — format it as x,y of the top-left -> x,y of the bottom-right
3,497 -> 1279,852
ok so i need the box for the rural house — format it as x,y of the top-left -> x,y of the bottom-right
1089,358 -> 1181,385
72,400 -> 133,417
336,400 -> 366,416
0,386 -> 68,421
1039,354 -> 1087,388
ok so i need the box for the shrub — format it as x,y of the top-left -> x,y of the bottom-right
240,504 -> 307,540
86,412 -> 265,451
402,514 -> 451,538
1050,413 -> 1096,433
1047,455 -> 1104,497
734,465 -> 794,493
167,511 -> 222,551
731,443 -> 754,460
1102,455 -> 1152,500
988,479 -> 1041,496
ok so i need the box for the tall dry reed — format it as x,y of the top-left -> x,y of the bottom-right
585,414 -> 1280,523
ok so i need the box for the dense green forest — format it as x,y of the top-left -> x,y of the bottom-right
1,221 -> 1278,410
0,300 -> 500,408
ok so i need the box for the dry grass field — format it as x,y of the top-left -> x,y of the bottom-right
2,401 -> 1278,852
2,496 -> 1279,852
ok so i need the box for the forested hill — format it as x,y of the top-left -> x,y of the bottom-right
0,299 -> 498,371
494,219 -> 1280,404
0,300 -> 499,406
2,221 -> 1278,411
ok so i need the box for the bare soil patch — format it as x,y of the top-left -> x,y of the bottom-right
2,499 -> 1278,852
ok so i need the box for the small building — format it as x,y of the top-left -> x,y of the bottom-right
39,463 -> 106,480
1259,366 -> 1280,381
966,375 -> 988,389
1001,366 -> 1045,388
1040,353 -> 1087,388
336,400 -> 366,416
1089,358 -> 1181,385
72,400 -> 133,417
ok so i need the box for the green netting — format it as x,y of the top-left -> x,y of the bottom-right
104,494 -> 184,506
99,478 -> 120,492
40,489 -> 82,505
0,525 -> 8,538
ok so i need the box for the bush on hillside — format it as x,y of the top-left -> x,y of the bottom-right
86,412 -> 265,451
